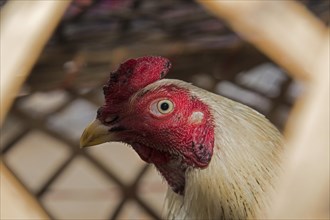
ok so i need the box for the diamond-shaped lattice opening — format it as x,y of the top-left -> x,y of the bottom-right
87,142 -> 145,184
16,90 -> 70,118
138,166 -> 167,215
1,115 -> 25,150
77,88 -> 104,106
4,130 -> 70,192
236,63 -> 287,98
286,81 -> 305,103
42,156 -> 121,220
216,81 -> 272,114
47,98 -> 97,141
116,199 -> 154,220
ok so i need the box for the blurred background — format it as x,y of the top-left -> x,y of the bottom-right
1,0 -> 329,219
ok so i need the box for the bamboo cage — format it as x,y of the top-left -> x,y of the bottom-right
1,0 -> 329,219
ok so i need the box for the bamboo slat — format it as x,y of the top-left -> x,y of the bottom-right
0,1 -> 71,219
0,0 -> 71,124
197,0 -> 329,219
0,163 -> 49,219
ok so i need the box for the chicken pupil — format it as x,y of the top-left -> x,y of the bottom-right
160,102 -> 169,111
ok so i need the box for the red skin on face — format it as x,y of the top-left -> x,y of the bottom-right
102,85 -> 215,194
122,85 -> 215,169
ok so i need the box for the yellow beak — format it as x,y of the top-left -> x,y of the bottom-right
80,119 -> 116,148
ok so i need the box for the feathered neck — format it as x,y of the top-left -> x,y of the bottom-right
164,91 -> 283,219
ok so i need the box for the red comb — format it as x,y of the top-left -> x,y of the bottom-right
103,56 -> 171,105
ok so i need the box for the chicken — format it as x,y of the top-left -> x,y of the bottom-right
80,56 -> 283,219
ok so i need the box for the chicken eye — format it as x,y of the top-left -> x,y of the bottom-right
150,99 -> 174,116
157,100 -> 174,114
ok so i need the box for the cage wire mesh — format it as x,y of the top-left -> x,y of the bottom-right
1,0 -> 329,219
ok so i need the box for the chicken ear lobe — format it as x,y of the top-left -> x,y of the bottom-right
189,123 -> 215,168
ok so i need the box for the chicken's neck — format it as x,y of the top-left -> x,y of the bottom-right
132,142 -> 188,194
155,161 -> 187,195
